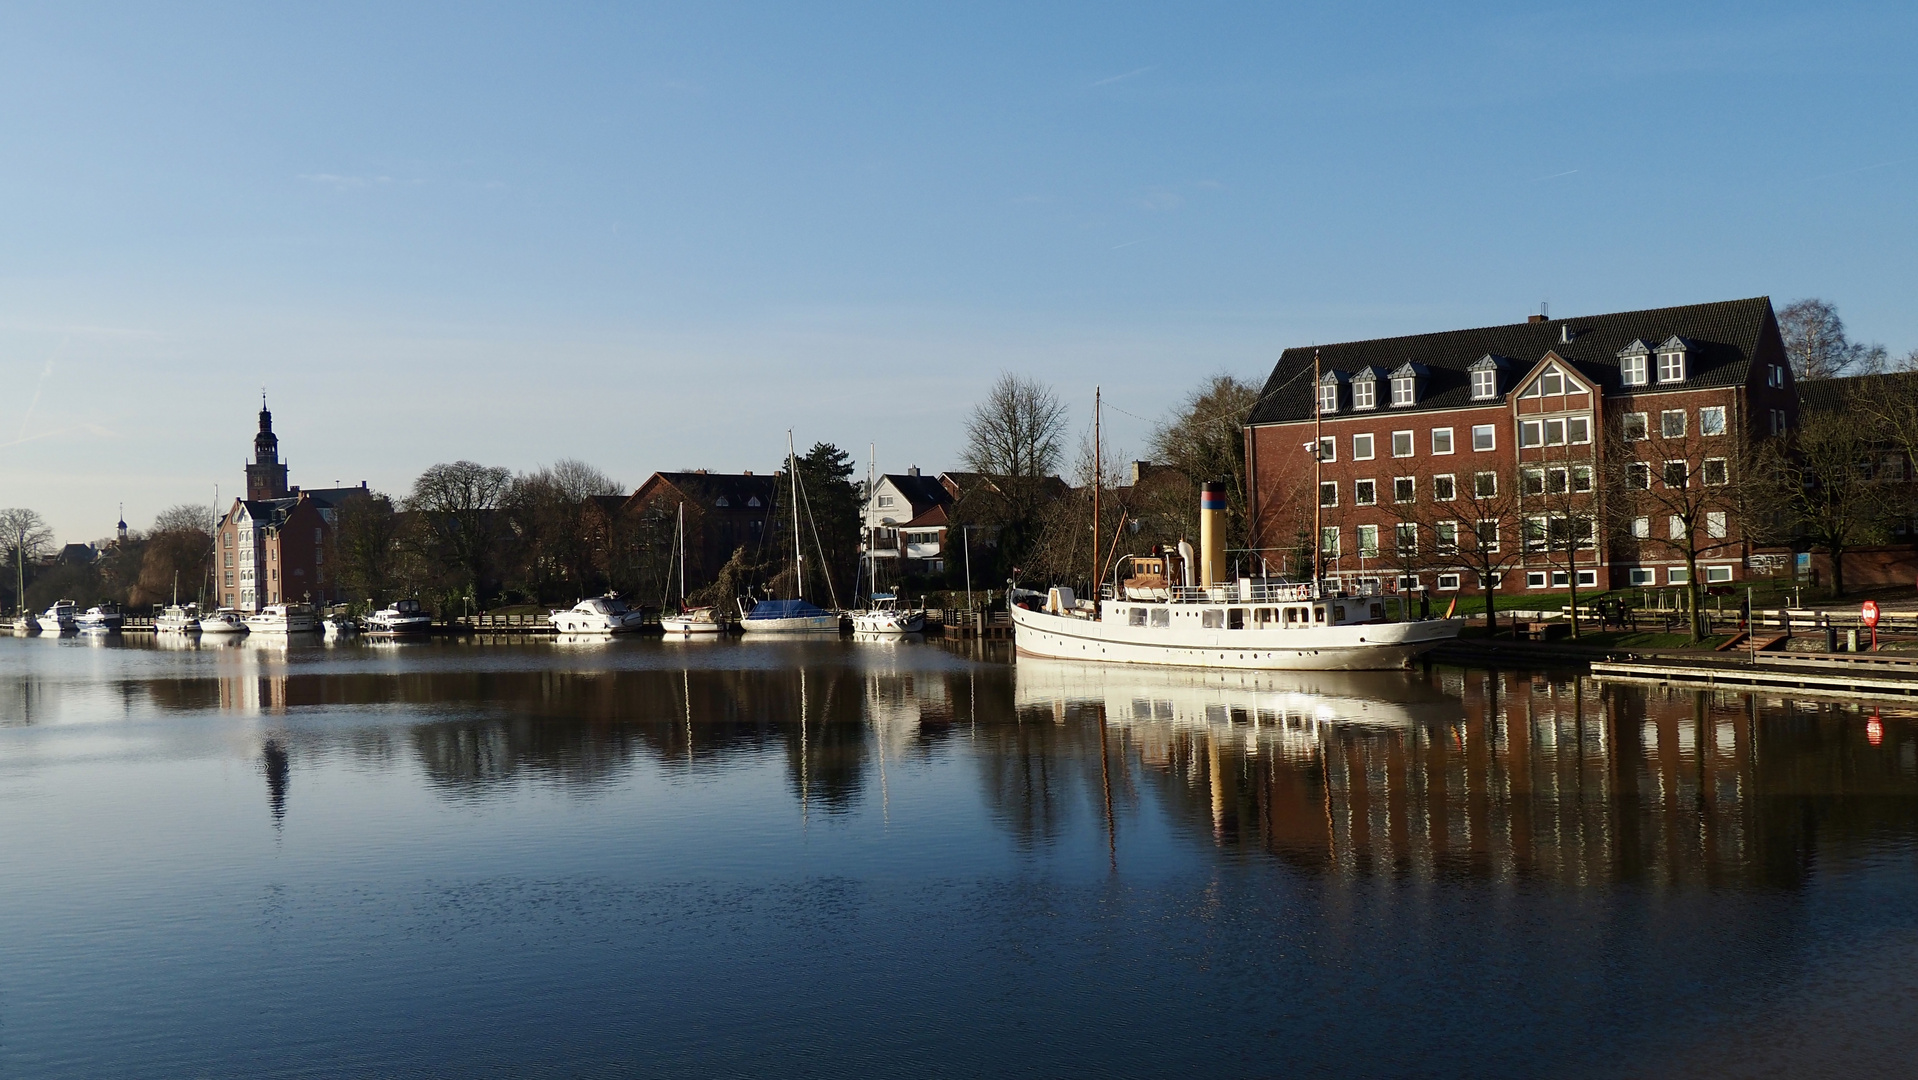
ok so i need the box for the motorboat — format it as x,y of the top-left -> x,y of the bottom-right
364,599 -> 433,636
660,606 -> 724,635
197,609 -> 248,635
40,600 -> 79,632
244,603 -> 319,634
10,612 -> 41,634
549,594 -> 647,634
155,604 -> 201,633
738,597 -> 842,634
849,594 -> 925,635
75,603 -> 124,632
322,614 -> 359,640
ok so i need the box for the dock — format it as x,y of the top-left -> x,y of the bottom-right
1591,652 -> 1918,699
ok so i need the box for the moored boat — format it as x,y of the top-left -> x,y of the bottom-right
549,595 -> 647,634
849,594 -> 925,635
738,597 -> 842,634
75,603 -> 124,632
40,600 -> 79,632
364,599 -> 432,636
155,604 -> 201,633
197,608 -> 248,635
11,612 -> 41,634
660,606 -> 724,635
244,603 -> 319,634
322,613 -> 359,640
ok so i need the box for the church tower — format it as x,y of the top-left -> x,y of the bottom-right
246,397 -> 290,501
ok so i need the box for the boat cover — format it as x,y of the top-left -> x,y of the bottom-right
746,599 -> 831,619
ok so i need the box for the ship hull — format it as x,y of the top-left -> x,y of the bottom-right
1009,603 -> 1460,671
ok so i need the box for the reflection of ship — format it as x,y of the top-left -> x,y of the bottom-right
1015,657 -> 1466,732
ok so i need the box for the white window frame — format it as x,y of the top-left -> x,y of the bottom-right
1628,567 -> 1655,586
1661,409 -> 1687,438
1576,569 -> 1598,588
1668,566 -> 1690,585
1624,412 -> 1649,441
1702,458 -> 1729,486
1473,471 -> 1498,498
1354,479 -> 1377,506
1572,465 -> 1593,493
1526,570 -> 1549,589
1621,355 -> 1648,386
1700,406 -> 1727,436
1472,424 -> 1496,451
1632,516 -> 1650,539
1391,375 -> 1416,407
1658,350 -> 1686,383
1706,511 -> 1728,539
1393,476 -> 1416,503
1663,460 -> 1689,489
1318,382 -> 1339,415
1519,420 -> 1542,448
1394,522 -> 1418,555
1319,482 -> 1338,507
1568,415 -> 1591,444
1318,437 -> 1336,462
1431,427 -> 1454,455
1437,572 -> 1462,591
1352,378 -> 1377,411
1474,520 -> 1500,553
1435,520 -> 1458,554
1352,433 -> 1375,460
1470,369 -> 1496,400
1391,430 -> 1415,458
1356,524 -> 1380,558
1705,564 -> 1734,583
1320,527 -> 1340,557
1431,473 -> 1457,501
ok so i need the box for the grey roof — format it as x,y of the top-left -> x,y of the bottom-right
298,483 -> 372,509
1800,371 -> 1918,414
880,474 -> 953,515
641,472 -> 779,511
1247,296 -> 1777,426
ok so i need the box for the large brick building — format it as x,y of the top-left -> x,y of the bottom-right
1244,297 -> 1797,595
214,402 -> 368,611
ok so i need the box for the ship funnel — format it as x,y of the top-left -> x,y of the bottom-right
1199,482 -> 1227,587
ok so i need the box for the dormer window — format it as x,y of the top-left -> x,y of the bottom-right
1351,367 -> 1380,410
1618,340 -> 1651,387
1656,337 -> 1689,383
716,496 -> 730,507
1389,362 -> 1426,408
747,496 -> 762,508
1316,369 -> 1344,415
1468,355 -> 1505,401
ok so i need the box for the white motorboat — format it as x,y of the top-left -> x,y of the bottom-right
364,599 -> 433,636
549,595 -> 647,634
244,603 -> 319,634
322,614 -> 359,640
655,610 -> 721,633
849,594 -> 925,635
75,603 -> 123,632
155,604 -> 201,633
197,608 -> 248,635
40,600 -> 79,632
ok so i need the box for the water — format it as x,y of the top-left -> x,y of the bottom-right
3,634 -> 1917,1078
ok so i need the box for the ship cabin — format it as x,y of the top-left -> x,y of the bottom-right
1044,554 -> 1413,630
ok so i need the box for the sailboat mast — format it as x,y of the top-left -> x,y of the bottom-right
1092,387 -> 1101,595
677,501 -> 686,604
1313,348 -> 1323,583
788,430 -> 804,600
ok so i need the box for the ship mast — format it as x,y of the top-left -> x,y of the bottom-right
1092,386 -> 1101,596
788,429 -> 804,600
1312,349 -> 1322,584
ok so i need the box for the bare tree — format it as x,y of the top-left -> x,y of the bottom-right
1770,406 -> 1895,598
331,491 -> 403,605
507,460 -> 623,603
406,461 -> 514,605
1602,408 -> 1763,639
0,508 -> 54,614
1148,375 -> 1260,546
1778,299 -> 1889,380
964,373 -> 1067,499
1391,466 -> 1529,635
1517,445 -> 1601,638
135,504 -> 215,606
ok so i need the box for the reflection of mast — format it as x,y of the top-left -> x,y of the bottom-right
262,738 -> 290,828
683,668 -> 693,765
1098,701 -> 1116,870
799,666 -> 809,827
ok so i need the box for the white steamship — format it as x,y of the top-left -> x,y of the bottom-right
1008,482 -> 1463,672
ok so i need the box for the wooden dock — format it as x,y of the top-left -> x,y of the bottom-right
1592,652 -> 1918,699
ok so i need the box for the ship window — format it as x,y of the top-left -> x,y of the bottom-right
1333,604 -> 1347,622
1201,609 -> 1223,629
1128,607 -> 1146,626
1283,607 -> 1301,626
1224,608 -> 1241,630
1313,606 -> 1327,624
1150,608 -> 1169,627
1254,608 -> 1275,626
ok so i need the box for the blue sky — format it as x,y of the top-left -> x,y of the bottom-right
3,1 -> 1913,541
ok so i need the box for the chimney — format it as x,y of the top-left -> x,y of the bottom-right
1131,460 -> 1150,484
741,470 -> 751,476
1199,482 -> 1228,587
1560,323 -> 1574,345
1528,314 -> 1548,324
908,465 -> 920,476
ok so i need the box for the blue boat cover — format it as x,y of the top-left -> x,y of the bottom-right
746,599 -> 830,619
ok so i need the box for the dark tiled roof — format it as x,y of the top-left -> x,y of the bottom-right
299,484 -> 372,509
1247,297 -> 1776,426
639,472 -> 780,512
1799,371 -> 1918,414
881,474 -> 953,515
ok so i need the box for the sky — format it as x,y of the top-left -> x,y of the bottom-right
2,1 -> 1914,543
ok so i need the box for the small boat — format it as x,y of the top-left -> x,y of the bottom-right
849,594 -> 925,635
738,597 -> 842,634
197,608 -> 248,635
322,614 -> 359,640
155,604 -> 202,633
549,594 -> 647,634
40,600 -> 79,632
244,603 -> 319,634
660,606 -> 724,635
75,603 -> 124,632
11,612 -> 41,634
364,599 -> 433,636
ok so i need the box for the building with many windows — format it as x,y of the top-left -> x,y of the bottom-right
1244,297 -> 1796,594
214,402 -> 368,611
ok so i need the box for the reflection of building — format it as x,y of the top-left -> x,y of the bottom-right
214,401 -> 369,611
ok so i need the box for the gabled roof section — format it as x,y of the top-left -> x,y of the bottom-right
1800,371 -> 1918,415
1247,296 -> 1776,425
1617,339 -> 1652,358
1656,335 -> 1692,352
1468,354 -> 1510,371
879,473 -> 954,515
629,471 -> 780,514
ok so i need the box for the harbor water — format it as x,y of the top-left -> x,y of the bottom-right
3,634 -> 1917,1077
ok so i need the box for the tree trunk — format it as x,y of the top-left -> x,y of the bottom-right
1484,578 -> 1498,636
1565,553 -> 1581,640
1829,542 -> 1847,597
1684,551 -> 1704,641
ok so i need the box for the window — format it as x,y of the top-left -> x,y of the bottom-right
1391,374 -> 1416,407
1432,474 -> 1456,501
1668,567 -> 1690,585
1669,515 -> 1686,539
715,497 -> 730,507
1354,479 -> 1377,506
1478,571 -> 1504,588
1629,463 -> 1652,490
1394,477 -> 1415,503
1700,406 -> 1727,436
1150,608 -> 1169,627
1523,468 -> 1545,496
1435,521 -> 1458,554
1395,522 -> 1418,555
1568,416 -> 1591,444
1658,350 -> 1686,383
1353,433 -> 1375,460
1392,431 -> 1414,457
1319,527 -> 1340,557
1471,368 -> 1497,400
1623,413 -> 1648,441
1572,466 -> 1593,493
1318,381 -> 1339,415
1621,353 -> 1648,386
1520,420 -> 1542,448
1577,569 -> 1598,588
1202,610 -> 1222,629
1474,520 -> 1500,552
1474,471 -> 1498,497
1632,516 -> 1650,538
1705,565 -> 1734,583
1128,606 -> 1147,626
1431,428 -> 1454,454
1352,376 -> 1377,410
1527,571 -> 1549,589
1551,571 -> 1569,588
1438,573 -> 1462,590
1628,567 -> 1655,586
1703,458 -> 1728,486
1661,410 -> 1687,438
1472,425 -> 1496,451
1320,482 -> 1338,507
1318,437 -> 1336,462
1706,511 -> 1728,539
1663,461 -> 1688,489
1228,608 -> 1245,630
1572,518 -> 1595,549
1524,516 -> 1547,552
1546,418 -> 1566,445
877,495 -> 894,508
1357,524 -> 1380,557
1540,370 -> 1563,395
1546,467 -> 1569,494
1770,408 -> 1787,436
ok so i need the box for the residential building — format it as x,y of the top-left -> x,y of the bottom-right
214,402 -> 366,611
620,471 -> 778,588
865,468 -> 954,576
1244,297 -> 1796,594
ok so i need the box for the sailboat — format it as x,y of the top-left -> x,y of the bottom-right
156,573 -> 201,633
660,502 -> 723,635
9,526 -> 38,634
738,432 -> 842,634
849,451 -> 925,635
